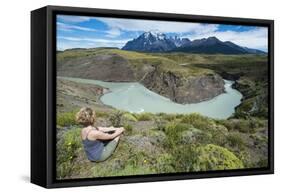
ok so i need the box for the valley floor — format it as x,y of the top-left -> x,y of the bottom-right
56,78 -> 268,179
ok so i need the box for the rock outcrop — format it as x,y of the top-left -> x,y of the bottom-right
141,66 -> 225,104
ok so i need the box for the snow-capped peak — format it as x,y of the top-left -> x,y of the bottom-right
143,30 -> 166,40
148,30 -> 161,36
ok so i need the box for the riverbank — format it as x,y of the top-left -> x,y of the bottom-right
57,49 -> 268,118
57,78 -> 114,113
57,48 -> 226,104
59,76 -> 242,119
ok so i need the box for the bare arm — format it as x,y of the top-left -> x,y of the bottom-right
98,126 -> 117,132
98,126 -> 125,132
88,128 -> 124,141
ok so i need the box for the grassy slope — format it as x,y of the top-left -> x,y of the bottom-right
57,48 -> 214,79
58,48 -> 267,85
56,49 -> 269,179
57,111 -> 268,179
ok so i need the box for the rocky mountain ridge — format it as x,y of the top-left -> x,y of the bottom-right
122,31 -> 266,54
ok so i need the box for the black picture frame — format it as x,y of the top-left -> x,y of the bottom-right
31,5 -> 274,188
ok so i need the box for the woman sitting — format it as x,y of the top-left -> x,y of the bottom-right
76,107 -> 125,162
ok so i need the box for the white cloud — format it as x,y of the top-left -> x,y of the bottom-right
96,17 -> 267,50
57,36 -> 130,50
57,15 -> 92,23
96,17 -> 219,34
58,36 -> 129,43
57,15 -> 268,51
105,27 -> 122,38
57,22 -> 97,32
57,22 -> 121,38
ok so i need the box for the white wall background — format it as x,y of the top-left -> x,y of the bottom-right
0,0 -> 279,193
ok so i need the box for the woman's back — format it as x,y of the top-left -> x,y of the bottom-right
82,129 -> 104,161
82,138 -> 104,161
77,108 -> 124,162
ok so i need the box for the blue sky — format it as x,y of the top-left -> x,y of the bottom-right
57,15 -> 268,51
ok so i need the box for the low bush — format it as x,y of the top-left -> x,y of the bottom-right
122,113 -> 138,122
209,128 -> 228,146
164,122 -> 192,148
56,128 -> 82,178
173,144 -> 244,172
95,111 -> 110,118
154,153 -> 175,173
181,113 -> 215,131
109,111 -> 123,127
226,132 -> 246,150
193,144 -> 244,171
124,124 -> 133,135
135,112 -> 154,121
57,111 -> 77,127
154,117 -> 166,131
161,113 -> 183,122
221,119 -> 256,134
234,120 -> 255,133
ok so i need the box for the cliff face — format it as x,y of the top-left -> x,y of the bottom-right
232,79 -> 268,117
57,54 -> 136,82
141,67 -> 225,104
58,50 -> 225,104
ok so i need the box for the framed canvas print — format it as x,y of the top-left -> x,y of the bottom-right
31,5 -> 274,188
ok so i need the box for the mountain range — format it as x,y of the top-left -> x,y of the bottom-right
122,31 -> 266,54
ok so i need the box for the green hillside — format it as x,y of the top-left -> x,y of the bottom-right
56,48 -> 269,179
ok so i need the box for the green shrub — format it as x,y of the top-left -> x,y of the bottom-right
96,111 -> 110,118
249,117 -> 266,128
57,111 -> 77,127
93,164 -> 154,177
172,144 -> 198,172
154,117 -> 166,131
56,128 -> 82,178
180,127 -> 204,144
174,144 -> 244,172
161,113 -> 181,121
164,121 -> 217,147
122,113 -> 138,122
164,122 -> 192,148
219,120 -> 233,130
209,128 -> 228,146
257,159 -> 268,168
194,144 -> 244,171
234,120 -> 254,133
116,165 -> 155,176
124,124 -> 133,135
135,112 -> 154,121
221,119 -> 256,134
181,113 -> 214,131
226,132 -> 245,150
109,111 -> 123,127
236,150 -> 252,168
154,153 -> 175,173
250,133 -> 268,146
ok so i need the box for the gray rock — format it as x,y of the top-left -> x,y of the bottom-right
141,68 -> 225,104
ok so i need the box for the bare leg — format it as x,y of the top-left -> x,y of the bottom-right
98,135 -> 121,162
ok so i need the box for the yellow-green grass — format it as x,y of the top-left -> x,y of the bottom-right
57,48 -> 215,78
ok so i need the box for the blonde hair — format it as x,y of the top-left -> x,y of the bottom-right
76,107 -> 96,126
